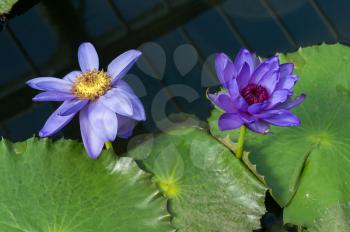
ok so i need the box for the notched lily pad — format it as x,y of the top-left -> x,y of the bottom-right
0,138 -> 173,232
209,44 -> 350,228
129,127 -> 267,232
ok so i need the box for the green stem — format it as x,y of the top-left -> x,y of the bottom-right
235,125 -> 246,160
104,141 -> 113,151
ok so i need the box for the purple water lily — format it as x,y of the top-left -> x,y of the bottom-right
208,48 -> 305,134
27,42 -> 145,158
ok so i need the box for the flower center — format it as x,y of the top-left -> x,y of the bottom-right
241,83 -> 269,105
71,70 -> 112,100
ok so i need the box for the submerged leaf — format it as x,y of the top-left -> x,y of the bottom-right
0,0 -> 18,15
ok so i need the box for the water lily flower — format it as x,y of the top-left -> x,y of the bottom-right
208,48 -> 305,134
27,42 -> 145,158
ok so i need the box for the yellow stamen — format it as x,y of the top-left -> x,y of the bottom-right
71,70 -> 112,100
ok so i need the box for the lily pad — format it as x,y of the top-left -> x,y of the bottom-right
307,202 -> 350,232
0,138 -> 172,232
0,0 -> 18,15
208,44 -> 350,227
129,127 -> 267,231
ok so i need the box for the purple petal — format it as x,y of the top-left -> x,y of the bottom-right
246,120 -> 270,134
223,62 -> 237,86
100,88 -> 134,117
228,78 -> 241,99
233,48 -> 257,73
117,115 -> 136,139
250,56 -> 279,83
87,100 -> 118,141
276,94 -> 306,110
252,53 -> 261,68
27,77 -> 72,93
236,96 -> 249,111
218,113 -> 244,131
276,75 -> 298,92
248,102 -> 269,114
240,112 -> 255,123
208,93 -> 238,113
279,63 -> 294,77
215,53 -> 232,88
58,99 -> 88,116
79,107 -> 105,159
236,62 -> 251,90
33,91 -> 75,102
259,109 -> 301,127
78,42 -> 99,72
108,50 -> 142,85
258,70 -> 279,94
266,90 -> 289,109
63,71 -> 81,83
39,101 -> 76,137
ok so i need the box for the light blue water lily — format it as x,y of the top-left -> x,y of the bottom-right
27,42 -> 145,158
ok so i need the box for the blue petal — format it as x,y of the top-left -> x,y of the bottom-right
114,81 -> 146,121
39,101 -> 77,137
78,42 -> 99,72
58,99 -> 88,116
33,91 -> 75,102
108,50 -> 142,85
79,107 -> 105,159
63,70 -> 81,83
100,88 -> 134,117
218,113 -> 243,130
27,77 -> 72,93
87,100 -> 118,141
117,115 -> 136,139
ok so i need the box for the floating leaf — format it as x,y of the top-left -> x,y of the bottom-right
129,127 -> 267,231
208,44 -> 350,227
0,138 -> 172,232
307,202 -> 350,232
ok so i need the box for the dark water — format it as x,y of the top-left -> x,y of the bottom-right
1,0 -> 350,231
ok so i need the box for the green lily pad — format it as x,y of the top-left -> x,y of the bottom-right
129,127 -> 267,231
0,138 -> 172,232
307,202 -> 350,232
0,0 -> 18,15
208,44 -> 350,227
